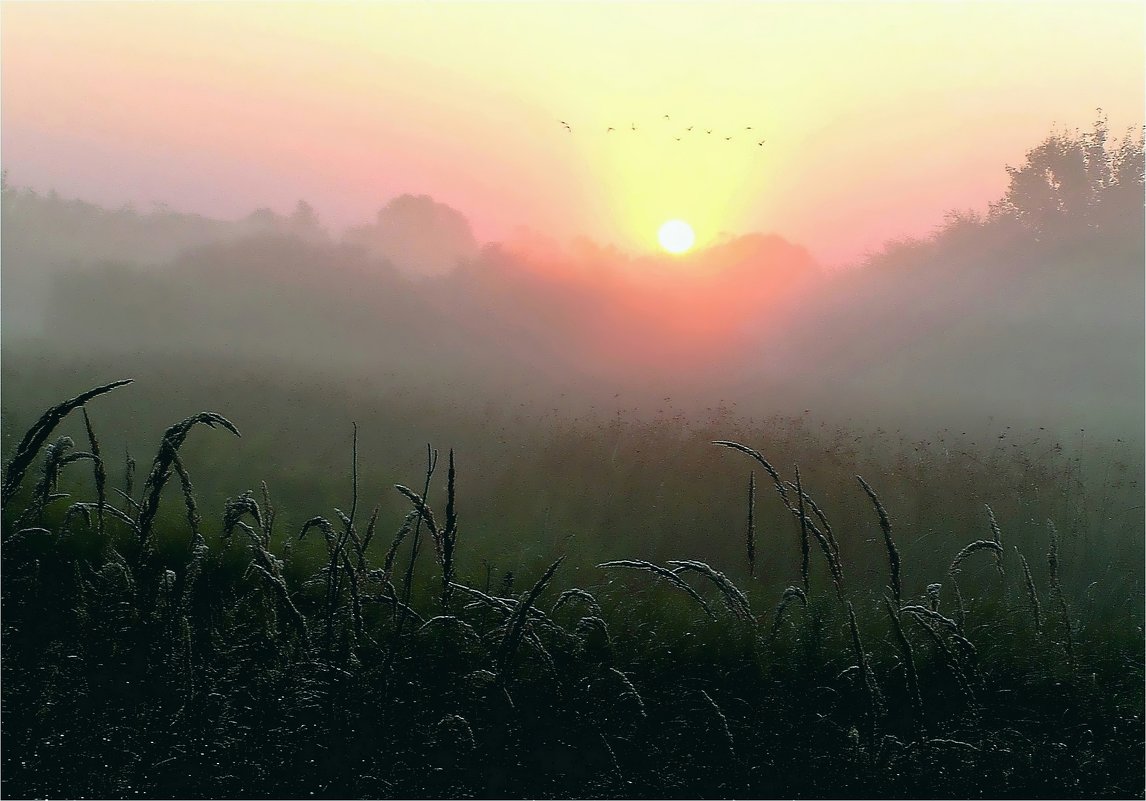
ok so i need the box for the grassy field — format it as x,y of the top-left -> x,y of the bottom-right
1,364 -> 1142,799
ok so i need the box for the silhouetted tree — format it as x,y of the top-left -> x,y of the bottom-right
994,114 -> 1144,239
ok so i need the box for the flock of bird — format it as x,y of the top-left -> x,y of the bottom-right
557,114 -> 766,146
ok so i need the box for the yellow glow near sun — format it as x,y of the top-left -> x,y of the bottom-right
658,219 -> 695,254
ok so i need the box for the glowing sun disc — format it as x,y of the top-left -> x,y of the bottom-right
658,219 -> 695,254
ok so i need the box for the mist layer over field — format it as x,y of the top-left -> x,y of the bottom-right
5,121 -> 1144,442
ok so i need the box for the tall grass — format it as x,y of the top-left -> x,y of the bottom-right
1,382 -> 1142,799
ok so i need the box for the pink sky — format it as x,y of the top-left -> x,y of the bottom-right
2,2 -> 1142,265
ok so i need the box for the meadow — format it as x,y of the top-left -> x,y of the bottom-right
2,362 -> 1142,799
2,120 -> 1142,799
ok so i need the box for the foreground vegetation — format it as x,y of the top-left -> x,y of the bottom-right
2,380 -> 1143,799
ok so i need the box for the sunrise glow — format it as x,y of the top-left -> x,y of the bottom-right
658,220 -> 695,254
2,3 -> 1140,264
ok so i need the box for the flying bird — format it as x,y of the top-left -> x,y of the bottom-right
607,127 -> 615,132
725,136 -> 732,141
686,126 -> 693,131
745,126 -> 753,130
705,129 -> 712,134
674,137 -> 681,141
631,123 -> 637,131
757,140 -> 766,146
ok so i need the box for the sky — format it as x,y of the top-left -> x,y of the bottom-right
2,1 -> 1142,265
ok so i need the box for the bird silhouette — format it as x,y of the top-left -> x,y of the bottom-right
745,126 -> 752,130
607,127 -> 615,132
724,136 -> 732,141
757,140 -> 766,146
664,114 -> 670,120
674,137 -> 681,141
686,126 -> 693,131
631,123 -> 637,131
706,129 -> 712,134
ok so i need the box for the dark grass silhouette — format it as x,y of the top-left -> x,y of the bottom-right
2,383 -> 1143,799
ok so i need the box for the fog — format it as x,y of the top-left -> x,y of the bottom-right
3,121 -> 1142,441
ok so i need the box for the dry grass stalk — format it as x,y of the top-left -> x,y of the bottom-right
795,466 -> 811,594
496,556 -> 565,683
1045,519 -> 1075,664
382,511 -> 418,586
900,606 -> 979,665
61,501 -> 92,534
260,481 -> 276,541
885,597 -> 924,734
370,590 -> 424,625
608,668 -> 647,718
417,615 -> 482,645
909,613 -> 978,713
170,453 -> 201,544
552,587 -> 602,618
450,581 -> 517,615
803,490 -> 841,564
785,480 -> 845,599
712,440 -> 792,509
947,539 -> 1003,577
857,475 -> 901,605
847,601 -> 882,750
123,447 -> 136,505
357,506 -> 379,572
745,471 -> 757,577
598,559 -> 716,620
441,449 -> 459,609
984,504 -> 1006,577
297,512 -> 348,655
700,689 -> 736,757
390,446 -> 440,653
2,378 -> 132,508
953,581 -> 966,632
245,561 -> 309,644
21,436 -> 74,526
435,714 -> 477,753
1017,549 -> 1042,632
767,585 -> 808,641
138,412 -> 240,548
298,515 -> 336,552
341,551 -> 366,642
394,484 -> 440,541
80,406 -> 107,537
667,560 -> 752,621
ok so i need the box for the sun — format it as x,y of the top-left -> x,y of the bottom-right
658,219 -> 695,254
